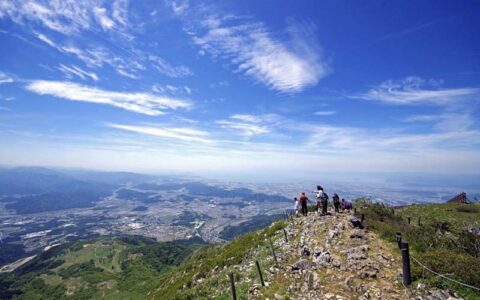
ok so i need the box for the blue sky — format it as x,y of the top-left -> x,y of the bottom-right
0,0 -> 479,180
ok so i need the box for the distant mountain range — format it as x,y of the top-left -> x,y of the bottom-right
0,167 -> 291,215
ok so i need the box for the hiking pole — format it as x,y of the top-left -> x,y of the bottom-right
400,242 -> 412,286
229,272 -> 237,300
255,260 -> 265,287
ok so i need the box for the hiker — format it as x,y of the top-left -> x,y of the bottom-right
294,197 -> 300,216
314,185 -> 324,215
341,198 -> 352,211
299,192 -> 310,216
333,193 -> 340,213
321,192 -> 329,215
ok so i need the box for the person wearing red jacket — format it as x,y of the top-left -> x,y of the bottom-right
299,192 -> 310,216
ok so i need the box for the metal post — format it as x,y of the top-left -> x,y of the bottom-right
391,208 -> 395,215
229,272 -> 237,300
400,242 -> 412,286
282,228 -> 288,243
255,260 -> 265,286
361,213 -> 365,223
417,217 -> 421,226
396,232 -> 402,249
354,208 -> 357,214
269,237 -> 278,266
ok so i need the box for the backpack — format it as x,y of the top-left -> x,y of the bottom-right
322,193 -> 329,203
333,196 -> 340,205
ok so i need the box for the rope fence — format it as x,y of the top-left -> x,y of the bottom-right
410,256 -> 480,291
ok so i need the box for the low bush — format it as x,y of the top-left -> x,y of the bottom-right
456,205 -> 480,214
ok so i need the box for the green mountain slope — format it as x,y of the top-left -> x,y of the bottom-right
0,236 -> 203,299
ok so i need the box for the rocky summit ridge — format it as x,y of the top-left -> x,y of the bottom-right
150,205 -> 473,299
273,211 -> 463,300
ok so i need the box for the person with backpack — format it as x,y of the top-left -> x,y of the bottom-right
333,193 -> 340,213
314,185 -> 324,215
321,192 -> 329,215
341,198 -> 352,211
299,192 -> 310,216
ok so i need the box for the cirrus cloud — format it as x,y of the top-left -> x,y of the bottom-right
171,1 -> 329,93
108,123 -> 211,143
353,76 -> 479,105
25,80 -> 191,116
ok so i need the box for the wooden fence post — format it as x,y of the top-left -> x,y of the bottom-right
255,260 -> 265,286
282,228 -> 288,243
361,213 -> 365,223
396,232 -> 402,249
229,272 -> 237,300
407,217 -> 411,224
400,242 -> 412,286
269,237 -> 279,266
417,217 -> 421,226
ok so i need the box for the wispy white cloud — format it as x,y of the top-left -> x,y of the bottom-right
33,31 -> 56,47
152,84 -> 192,95
172,3 -> 328,93
0,72 -> 14,84
25,80 -> 191,116
108,123 -> 211,143
8,2 -> 190,80
1,0 -> 130,35
33,28 -> 189,80
35,35 -> 145,79
302,120 -> 480,153
93,7 -> 115,30
217,114 -> 282,136
149,55 -> 193,78
168,0 -> 189,16
313,110 -> 336,116
217,120 -> 270,136
404,112 -> 475,132
353,76 -> 479,105
58,64 -> 99,81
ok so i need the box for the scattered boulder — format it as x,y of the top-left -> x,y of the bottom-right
350,217 -> 364,229
335,222 -> 345,231
292,259 -> 311,271
301,246 -> 311,256
346,245 -> 369,264
328,229 -> 339,239
415,289 -> 465,300
324,293 -> 336,299
350,230 -> 366,239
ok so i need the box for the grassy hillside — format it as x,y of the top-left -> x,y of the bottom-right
0,236 -> 202,299
354,199 -> 480,299
149,221 -> 286,299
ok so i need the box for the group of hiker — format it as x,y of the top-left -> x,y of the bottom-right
294,185 -> 352,217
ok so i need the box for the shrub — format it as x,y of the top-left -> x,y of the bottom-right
456,205 -> 480,214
